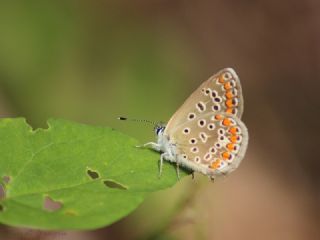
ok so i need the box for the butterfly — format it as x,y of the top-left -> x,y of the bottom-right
121,68 -> 248,180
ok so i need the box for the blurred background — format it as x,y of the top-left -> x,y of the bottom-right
0,1 -> 319,239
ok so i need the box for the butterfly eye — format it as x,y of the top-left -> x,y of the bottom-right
155,127 -> 163,135
197,119 -> 206,128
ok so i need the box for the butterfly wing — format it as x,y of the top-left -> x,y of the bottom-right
170,112 -> 248,176
164,68 -> 244,136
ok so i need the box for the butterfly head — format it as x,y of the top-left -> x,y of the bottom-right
154,122 -> 166,136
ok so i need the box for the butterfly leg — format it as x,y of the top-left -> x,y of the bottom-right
210,176 -> 215,183
136,142 -> 160,151
176,162 -> 181,180
159,153 -> 167,178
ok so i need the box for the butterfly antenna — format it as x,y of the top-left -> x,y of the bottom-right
117,116 -> 157,126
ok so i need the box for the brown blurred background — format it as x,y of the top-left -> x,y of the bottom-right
0,1 -> 319,239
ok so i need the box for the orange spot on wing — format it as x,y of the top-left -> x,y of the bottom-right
218,75 -> 225,83
210,159 -> 221,169
215,114 -> 223,120
224,82 -> 232,90
226,108 -> 233,114
226,99 -> 233,108
230,135 -> 238,143
222,152 -> 230,160
229,127 -> 239,135
227,143 -> 235,151
222,118 -> 232,126
225,91 -> 233,99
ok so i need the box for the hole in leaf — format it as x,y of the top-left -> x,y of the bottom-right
26,119 -> 51,132
0,184 -> 5,200
3,176 -> 10,184
87,169 -> 100,180
43,196 -> 62,212
104,180 -> 127,190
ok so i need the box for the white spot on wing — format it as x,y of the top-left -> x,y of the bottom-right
188,112 -> 196,120
197,119 -> 206,128
189,138 -> 197,144
207,123 -> 215,131
191,147 -> 199,153
196,101 -> 206,112
194,156 -> 201,163
203,152 -> 212,162
199,132 -> 208,143
183,128 -> 191,135
223,72 -> 232,80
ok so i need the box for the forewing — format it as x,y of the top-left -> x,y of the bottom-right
171,112 -> 248,175
164,68 -> 244,136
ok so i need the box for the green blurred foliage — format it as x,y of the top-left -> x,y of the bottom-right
0,1 -> 201,143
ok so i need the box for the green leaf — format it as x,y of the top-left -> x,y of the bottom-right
0,118 -> 187,230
